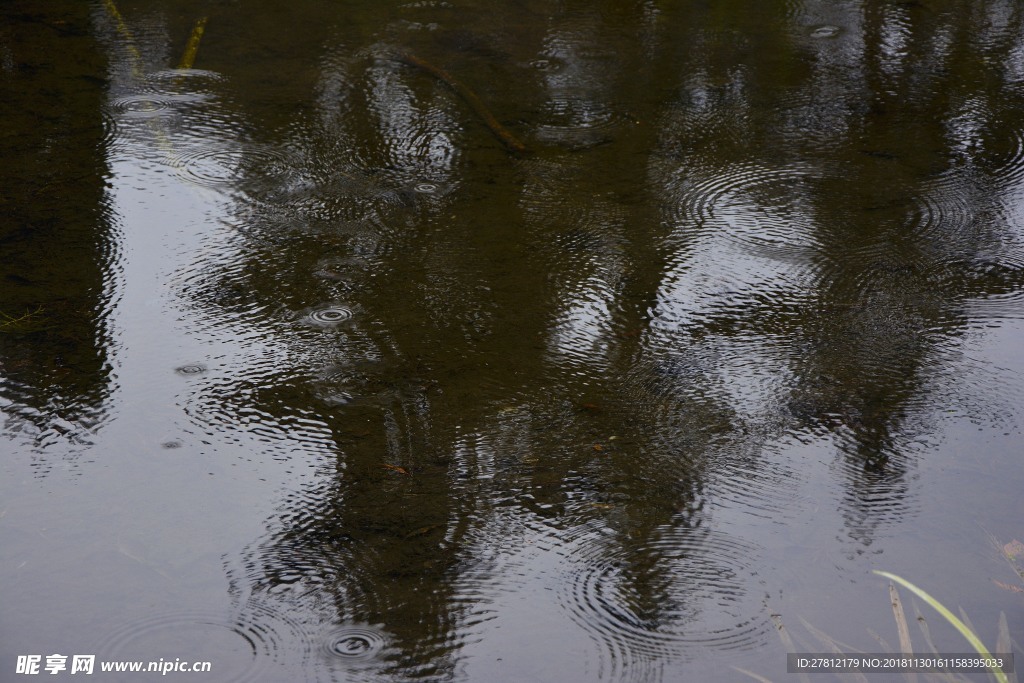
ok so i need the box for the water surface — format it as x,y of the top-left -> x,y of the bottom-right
2,1 -> 1023,681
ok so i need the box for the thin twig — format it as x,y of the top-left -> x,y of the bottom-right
396,51 -> 529,154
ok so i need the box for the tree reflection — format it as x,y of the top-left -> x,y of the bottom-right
91,0 -> 1024,678
0,2 -> 115,466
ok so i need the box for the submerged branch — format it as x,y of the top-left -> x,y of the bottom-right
395,51 -> 529,155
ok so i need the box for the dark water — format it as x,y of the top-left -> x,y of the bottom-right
2,0 -> 1023,681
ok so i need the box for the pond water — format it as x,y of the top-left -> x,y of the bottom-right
2,1 -> 1023,681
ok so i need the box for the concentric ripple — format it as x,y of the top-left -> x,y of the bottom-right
988,123 -> 1024,187
176,363 -> 207,376
810,25 -> 841,39
529,58 -> 562,72
305,305 -> 354,326
704,436 -> 813,522
322,625 -> 388,660
97,609 -> 310,682
905,177 -> 974,243
146,68 -> 227,95
315,623 -> 394,680
664,162 -> 822,262
169,146 -> 298,189
108,94 -> 177,118
100,109 -> 126,156
959,255 -> 1024,320
559,524 -> 771,660
312,364 -> 362,407
534,97 -> 635,149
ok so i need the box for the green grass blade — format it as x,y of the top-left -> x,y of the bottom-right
873,571 -> 1008,683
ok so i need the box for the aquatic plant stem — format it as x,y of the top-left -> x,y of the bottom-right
102,0 -> 145,79
873,571 -> 1009,683
178,17 -> 208,70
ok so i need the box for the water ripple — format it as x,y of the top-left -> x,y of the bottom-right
904,177 -> 974,243
989,123 -> 1024,187
810,25 -> 841,39
145,68 -> 228,95
665,162 -> 822,263
321,624 -> 389,661
107,93 -> 183,119
305,305 -> 354,327
97,608 -> 311,682
169,146 -> 299,190
558,523 -> 771,664
99,109 -> 121,151
706,437 -> 811,522
534,97 -> 636,149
